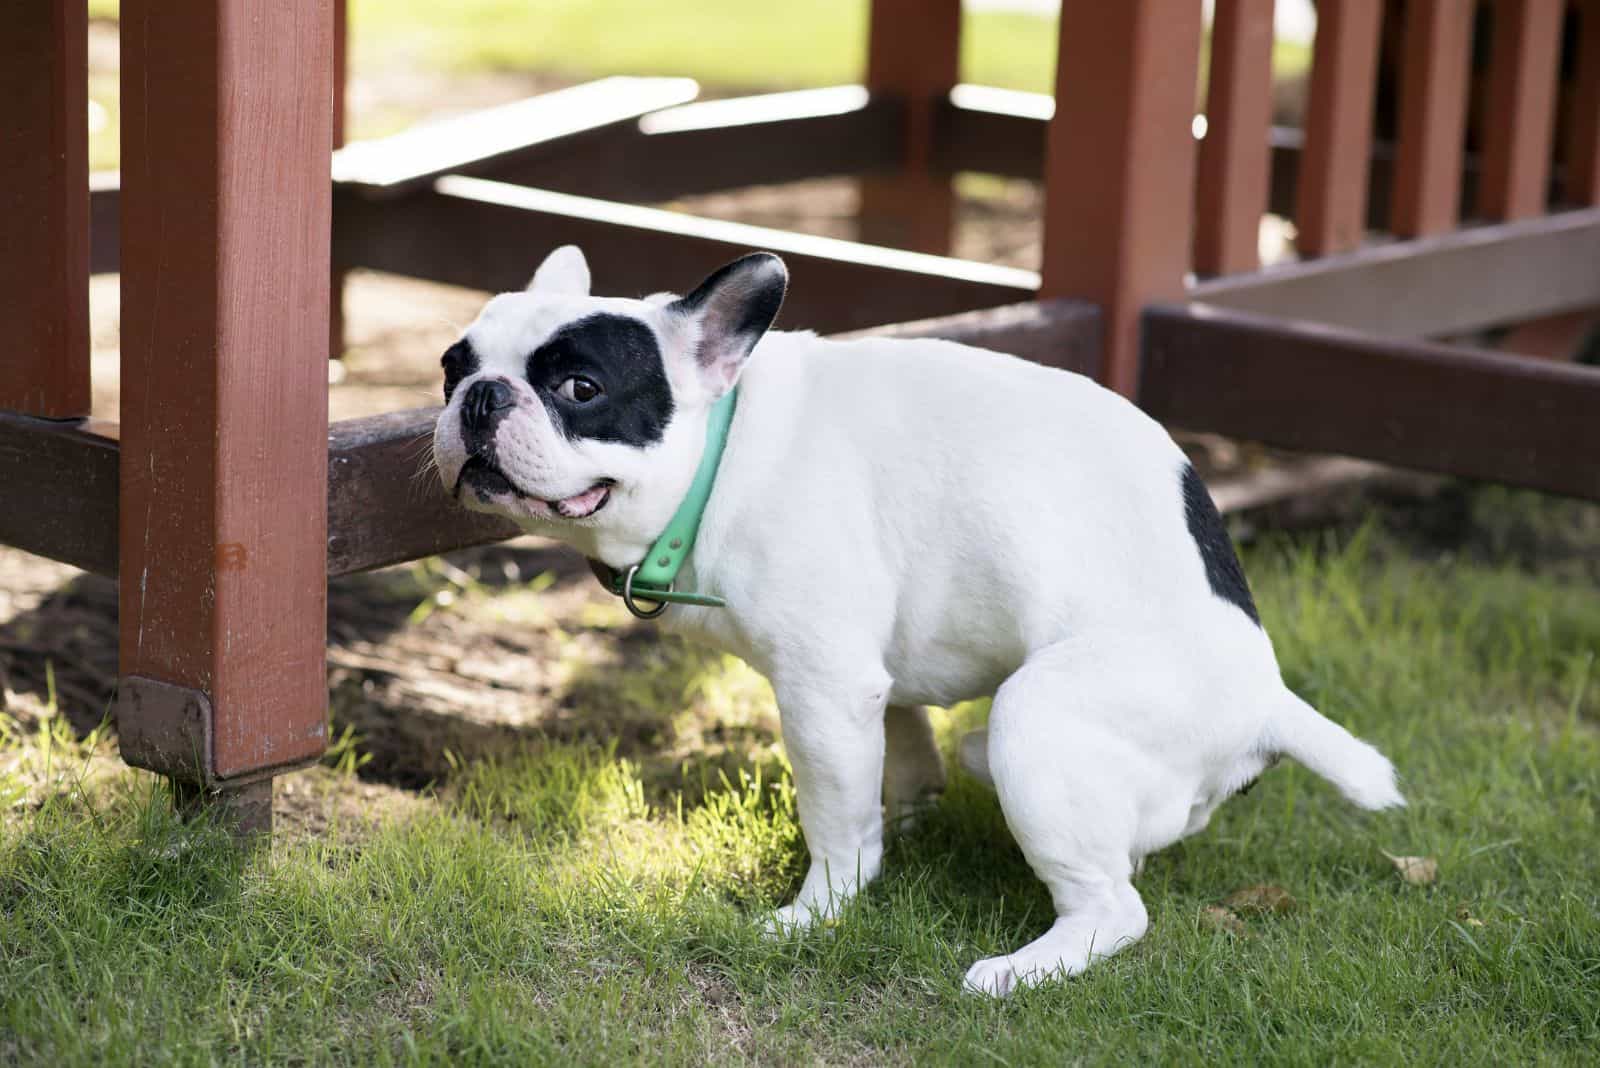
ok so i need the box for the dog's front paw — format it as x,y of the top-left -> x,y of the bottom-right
962,954 -> 1025,998
761,901 -> 829,939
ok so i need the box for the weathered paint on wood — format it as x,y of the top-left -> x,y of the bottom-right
119,0 -> 333,786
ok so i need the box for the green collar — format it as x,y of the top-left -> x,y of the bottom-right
594,387 -> 737,618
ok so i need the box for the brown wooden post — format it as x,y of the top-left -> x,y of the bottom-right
1566,0 -> 1600,205
1,1 -> 90,418
1195,0 -> 1277,276
1478,0 -> 1564,220
118,0 -> 333,831
1297,0 -> 1384,256
1391,0 -> 1475,237
331,0 -> 349,358
1040,0 -> 1204,396
858,0 -> 960,254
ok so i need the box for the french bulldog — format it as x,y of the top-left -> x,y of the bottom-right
431,245 -> 1404,996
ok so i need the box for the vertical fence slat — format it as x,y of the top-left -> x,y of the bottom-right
0,2 -> 90,418
1195,0 -> 1277,276
858,0 -> 960,254
1567,0 -> 1600,205
1298,0 -> 1384,256
119,0 -> 331,798
1478,0 -> 1564,220
1041,1 -> 1204,395
1391,0 -> 1475,236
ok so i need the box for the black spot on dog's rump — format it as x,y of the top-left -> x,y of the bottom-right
526,313 -> 674,447
441,338 -> 480,403
1180,463 -> 1261,626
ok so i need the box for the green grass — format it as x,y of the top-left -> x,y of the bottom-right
4,496 -> 1598,1065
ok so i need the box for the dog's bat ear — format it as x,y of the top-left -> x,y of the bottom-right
527,244 -> 591,297
669,252 -> 787,396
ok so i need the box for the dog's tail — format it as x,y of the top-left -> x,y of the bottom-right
1265,690 -> 1405,810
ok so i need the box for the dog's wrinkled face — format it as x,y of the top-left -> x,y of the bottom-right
433,246 -> 786,560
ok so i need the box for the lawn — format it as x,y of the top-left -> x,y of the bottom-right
3,490 -> 1597,1065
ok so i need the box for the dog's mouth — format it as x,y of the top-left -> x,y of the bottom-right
456,457 -> 613,520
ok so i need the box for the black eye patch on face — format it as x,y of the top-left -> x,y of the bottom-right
441,338 -> 480,404
526,313 -> 675,448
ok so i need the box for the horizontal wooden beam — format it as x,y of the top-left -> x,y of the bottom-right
336,176 -> 1038,333
326,408 -> 520,576
466,85 -> 902,204
1140,303 -> 1600,500
0,414 -> 119,574
1190,208 -> 1600,336
332,76 -> 700,197
836,298 -> 1101,377
2,299 -> 1097,578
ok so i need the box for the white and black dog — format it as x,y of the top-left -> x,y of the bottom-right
431,246 -> 1404,996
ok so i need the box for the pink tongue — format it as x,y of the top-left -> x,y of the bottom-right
556,484 -> 608,516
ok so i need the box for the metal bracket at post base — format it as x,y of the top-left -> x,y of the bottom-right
115,675 -> 315,836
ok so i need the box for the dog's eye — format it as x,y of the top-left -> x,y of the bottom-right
558,376 -> 602,403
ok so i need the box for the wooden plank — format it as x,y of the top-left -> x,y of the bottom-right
1039,1 -> 1205,395
336,176 -> 1039,334
859,0 -> 960,254
503,87 -> 899,203
1566,0 -> 1600,205
333,76 -> 700,196
1297,0 -> 1384,255
1192,207 -> 1600,335
1477,0 -> 1564,220
119,0 -> 332,787
1194,0 -> 1277,276
0,414 -> 118,575
836,298 -> 1102,378
327,409 -> 520,576
0,1 -> 90,417
1140,302 -> 1600,500
1391,0 -> 1476,237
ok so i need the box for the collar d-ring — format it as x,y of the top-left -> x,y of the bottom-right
621,564 -> 670,620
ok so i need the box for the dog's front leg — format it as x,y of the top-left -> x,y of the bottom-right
766,668 -> 892,933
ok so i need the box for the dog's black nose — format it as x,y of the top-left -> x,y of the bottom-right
461,378 -> 514,435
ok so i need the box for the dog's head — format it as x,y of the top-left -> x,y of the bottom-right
432,245 -> 786,561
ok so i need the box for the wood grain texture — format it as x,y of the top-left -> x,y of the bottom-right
119,0 -> 333,782
1040,0 -> 1205,395
1477,0 -> 1564,219
1298,0 -> 1384,255
1195,0 -> 1277,276
1391,0 -> 1476,236
0,1 -> 90,417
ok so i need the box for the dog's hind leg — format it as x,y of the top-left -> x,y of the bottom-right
962,641 -> 1154,997
883,704 -> 946,833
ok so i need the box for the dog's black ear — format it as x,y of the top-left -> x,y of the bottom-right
669,253 -> 787,395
